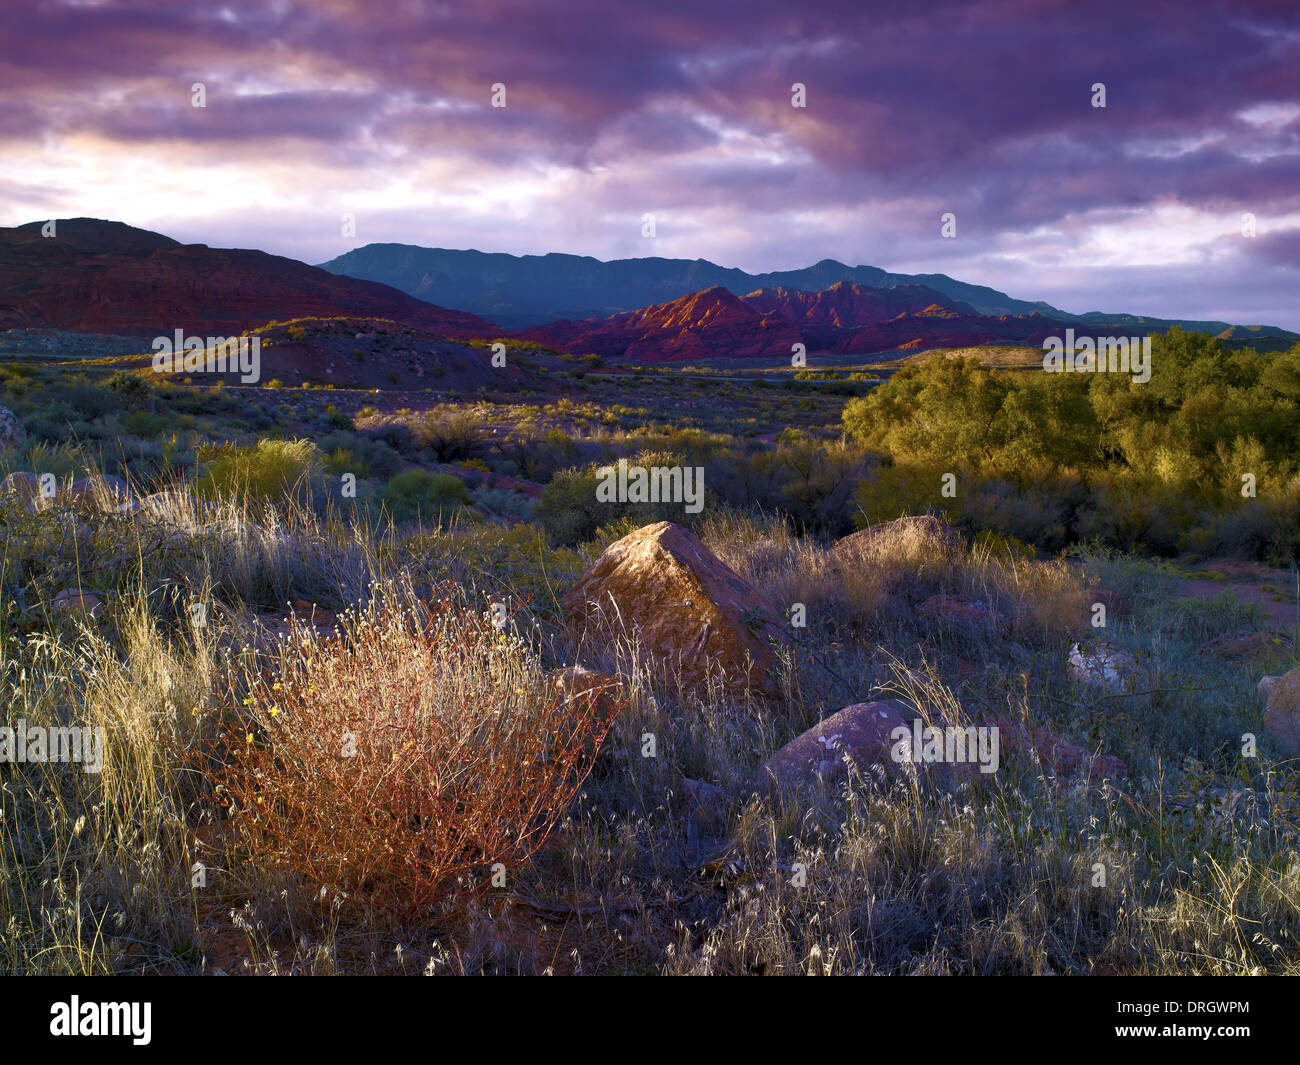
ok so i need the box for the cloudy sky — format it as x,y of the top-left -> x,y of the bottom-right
3,0 -> 1298,327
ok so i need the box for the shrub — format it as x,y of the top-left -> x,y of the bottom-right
536,466 -> 607,545
206,593 -> 620,920
961,476 -> 1074,552
361,422 -> 416,455
120,409 -> 171,439
536,449 -> 697,546
853,460 -> 957,528
322,447 -> 363,478
106,371 -> 153,408
408,409 -> 484,463
198,438 -> 322,502
1210,474 -> 1300,565
316,431 -> 403,479
378,469 -> 471,524
58,381 -> 120,420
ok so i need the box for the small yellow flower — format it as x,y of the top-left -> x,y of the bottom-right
269,706 -> 280,718
246,733 -> 254,744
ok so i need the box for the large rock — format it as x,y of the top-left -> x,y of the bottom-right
1068,640 -> 1138,695
916,592 -> 1004,632
68,474 -> 131,514
50,588 -> 104,619
832,514 -> 962,561
754,702 -> 1126,795
984,715 -> 1127,782
755,700 -> 914,792
1,470 -> 43,502
0,407 -> 24,455
561,521 -> 785,697
546,664 -> 627,721
1,471 -> 133,515
1260,665 -> 1300,754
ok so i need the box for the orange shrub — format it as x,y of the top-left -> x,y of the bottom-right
209,590 -> 620,921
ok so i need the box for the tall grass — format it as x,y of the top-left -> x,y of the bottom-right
1,476 -> 1298,974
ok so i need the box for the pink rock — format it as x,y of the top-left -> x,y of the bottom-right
756,700 -> 914,792
51,588 -> 104,619
1260,665 -> 1300,755
917,593 -> 994,626
983,714 -> 1127,782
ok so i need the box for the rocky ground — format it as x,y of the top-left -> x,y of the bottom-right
0,327 -> 147,357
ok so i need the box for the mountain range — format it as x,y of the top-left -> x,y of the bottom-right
318,244 -> 1061,329
2,220 -> 1295,362
318,243 -> 1299,344
510,281 -> 1170,361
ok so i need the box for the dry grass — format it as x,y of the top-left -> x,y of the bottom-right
2,479 -> 1298,975
202,587 -> 618,923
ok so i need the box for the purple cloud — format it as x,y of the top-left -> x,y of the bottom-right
1,0 -> 1298,327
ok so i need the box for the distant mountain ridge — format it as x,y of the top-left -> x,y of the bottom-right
514,281 -> 1085,361
318,243 -> 1299,341
6,220 -> 1294,362
317,244 -> 1059,329
0,219 -> 496,339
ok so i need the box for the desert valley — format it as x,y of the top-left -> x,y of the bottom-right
2,214 -> 1299,982
2,0 -> 1299,1012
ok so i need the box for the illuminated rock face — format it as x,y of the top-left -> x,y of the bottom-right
561,521 -> 785,699
831,515 -> 963,562
513,278 -> 1077,361
756,703 -> 1130,797
1261,666 -> 1300,755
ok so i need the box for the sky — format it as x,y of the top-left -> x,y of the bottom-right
2,0 -> 1299,328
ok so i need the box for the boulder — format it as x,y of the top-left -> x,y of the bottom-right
754,700 -> 914,792
291,598 -> 337,627
561,521 -> 785,697
1260,665 -> 1300,755
682,776 -> 729,861
916,592 -> 997,628
832,515 -> 962,561
0,407 -> 24,455
50,588 -> 104,619
1068,640 -> 1138,695
1,471 -> 43,507
1087,588 -> 1132,621
754,702 -> 1126,794
985,715 -> 1127,782
67,474 -> 131,514
546,664 -> 626,721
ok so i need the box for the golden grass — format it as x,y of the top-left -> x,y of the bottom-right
2,482 -> 1298,975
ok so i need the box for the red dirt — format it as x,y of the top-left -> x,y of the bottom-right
1174,560 -> 1299,628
